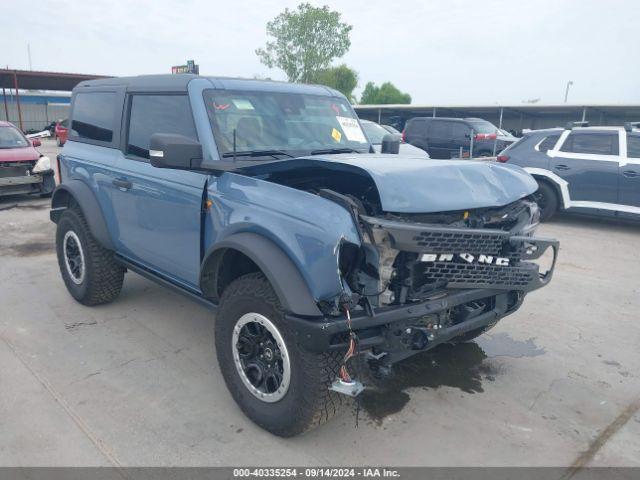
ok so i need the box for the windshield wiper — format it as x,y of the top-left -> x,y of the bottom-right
222,149 -> 295,159
310,147 -> 362,155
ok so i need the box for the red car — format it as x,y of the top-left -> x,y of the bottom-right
54,118 -> 69,146
0,121 -> 56,197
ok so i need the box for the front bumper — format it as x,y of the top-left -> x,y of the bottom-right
0,172 -> 52,196
287,288 -> 520,355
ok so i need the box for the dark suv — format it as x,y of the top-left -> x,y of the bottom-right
50,74 -> 557,436
403,117 -> 517,159
497,122 -> 640,221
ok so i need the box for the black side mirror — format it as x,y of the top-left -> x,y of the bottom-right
149,133 -> 203,170
381,134 -> 400,154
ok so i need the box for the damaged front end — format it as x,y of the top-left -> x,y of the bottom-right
286,196 -> 558,390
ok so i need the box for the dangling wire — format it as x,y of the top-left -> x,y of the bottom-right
338,306 -> 359,383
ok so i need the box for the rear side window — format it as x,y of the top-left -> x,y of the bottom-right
560,132 -> 619,155
538,134 -> 560,152
428,121 -> 451,138
71,92 -> 116,142
627,135 -> 640,158
126,95 -> 197,159
406,119 -> 426,135
451,122 -> 470,140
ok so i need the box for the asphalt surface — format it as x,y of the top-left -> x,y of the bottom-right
1,140 -> 639,467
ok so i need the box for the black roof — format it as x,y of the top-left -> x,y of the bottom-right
74,74 -> 343,97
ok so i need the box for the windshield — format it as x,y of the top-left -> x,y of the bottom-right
205,90 -> 370,158
382,125 -> 401,135
468,120 -> 498,134
360,121 -> 391,144
0,126 -> 29,149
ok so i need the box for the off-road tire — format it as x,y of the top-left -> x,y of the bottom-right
534,181 -> 559,221
215,272 -> 346,437
56,207 -> 124,305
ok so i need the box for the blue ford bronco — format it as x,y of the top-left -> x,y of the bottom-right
50,75 -> 558,436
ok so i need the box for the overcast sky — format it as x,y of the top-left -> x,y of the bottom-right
4,0 -> 638,104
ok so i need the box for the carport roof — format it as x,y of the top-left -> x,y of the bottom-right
354,103 -> 640,117
0,69 -> 112,92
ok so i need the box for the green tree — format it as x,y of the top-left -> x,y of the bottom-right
309,64 -> 358,101
360,81 -> 411,104
256,3 -> 353,83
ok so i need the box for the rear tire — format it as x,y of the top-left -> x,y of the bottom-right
56,207 -> 124,305
534,181 -> 559,221
215,272 -> 345,437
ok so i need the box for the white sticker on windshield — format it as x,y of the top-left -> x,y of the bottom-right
232,99 -> 255,110
336,116 -> 367,143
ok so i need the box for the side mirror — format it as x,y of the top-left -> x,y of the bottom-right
149,133 -> 203,170
31,138 -> 42,147
381,134 -> 400,154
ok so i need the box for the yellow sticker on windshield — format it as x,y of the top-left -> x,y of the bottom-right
331,128 -> 342,142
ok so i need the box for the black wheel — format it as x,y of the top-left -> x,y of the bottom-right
215,272 -> 345,437
56,207 -> 125,305
534,181 -> 559,221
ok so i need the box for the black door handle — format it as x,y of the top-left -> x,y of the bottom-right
623,170 -> 640,178
112,178 -> 132,190
555,164 -> 571,171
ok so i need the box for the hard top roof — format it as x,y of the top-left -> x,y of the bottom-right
74,74 -> 344,97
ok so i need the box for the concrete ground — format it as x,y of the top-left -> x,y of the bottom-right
1,139 -> 639,467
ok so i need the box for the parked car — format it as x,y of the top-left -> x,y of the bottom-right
381,124 -> 401,135
0,121 -> 55,197
497,122 -> 640,221
54,119 -> 69,146
50,75 -> 558,436
360,119 -> 429,157
403,117 -> 517,159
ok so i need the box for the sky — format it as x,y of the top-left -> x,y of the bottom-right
3,0 -> 639,105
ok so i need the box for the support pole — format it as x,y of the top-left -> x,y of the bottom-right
12,71 -> 23,131
498,107 -> 504,129
432,107 -> 436,118
377,108 -> 381,124
2,86 -> 8,122
581,107 -> 587,123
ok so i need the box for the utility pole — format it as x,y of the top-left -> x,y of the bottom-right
27,44 -> 32,70
564,81 -> 573,103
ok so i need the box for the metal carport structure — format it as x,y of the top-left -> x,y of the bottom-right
1,69 -> 111,131
354,104 -> 640,134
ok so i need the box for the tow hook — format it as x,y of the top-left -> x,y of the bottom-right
329,304 -> 365,397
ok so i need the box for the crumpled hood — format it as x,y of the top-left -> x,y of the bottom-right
313,154 -> 538,213
0,146 -> 40,163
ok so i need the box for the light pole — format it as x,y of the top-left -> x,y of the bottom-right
564,81 -> 573,103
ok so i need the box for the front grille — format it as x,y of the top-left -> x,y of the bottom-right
413,230 -> 507,255
421,261 -> 538,289
0,162 -> 33,179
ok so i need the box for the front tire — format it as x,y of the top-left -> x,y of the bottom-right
215,273 -> 345,437
56,207 -> 125,305
534,181 -> 559,221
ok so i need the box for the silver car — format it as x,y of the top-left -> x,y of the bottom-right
360,119 -> 430,157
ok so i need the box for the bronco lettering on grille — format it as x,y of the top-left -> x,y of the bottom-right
420,253 -> 510,266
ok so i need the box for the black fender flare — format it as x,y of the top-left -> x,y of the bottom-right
200,232 -> 323,317
50,180 -> 114,250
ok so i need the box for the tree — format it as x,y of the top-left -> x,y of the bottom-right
309,64 -> 358,101
256,3 -> 353,83
360,81 -> 411,104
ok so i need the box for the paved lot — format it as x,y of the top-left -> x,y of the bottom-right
1,142 -> 639,467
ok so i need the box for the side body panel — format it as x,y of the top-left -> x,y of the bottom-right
203,171 -> 360,303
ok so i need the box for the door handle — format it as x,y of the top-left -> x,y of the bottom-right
112,178 -> 132,190
622,170 -> 640,178
555,164 -> 571,171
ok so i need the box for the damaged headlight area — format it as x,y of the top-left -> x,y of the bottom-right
334,199 -> 557,313
32,156 -> 52,173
